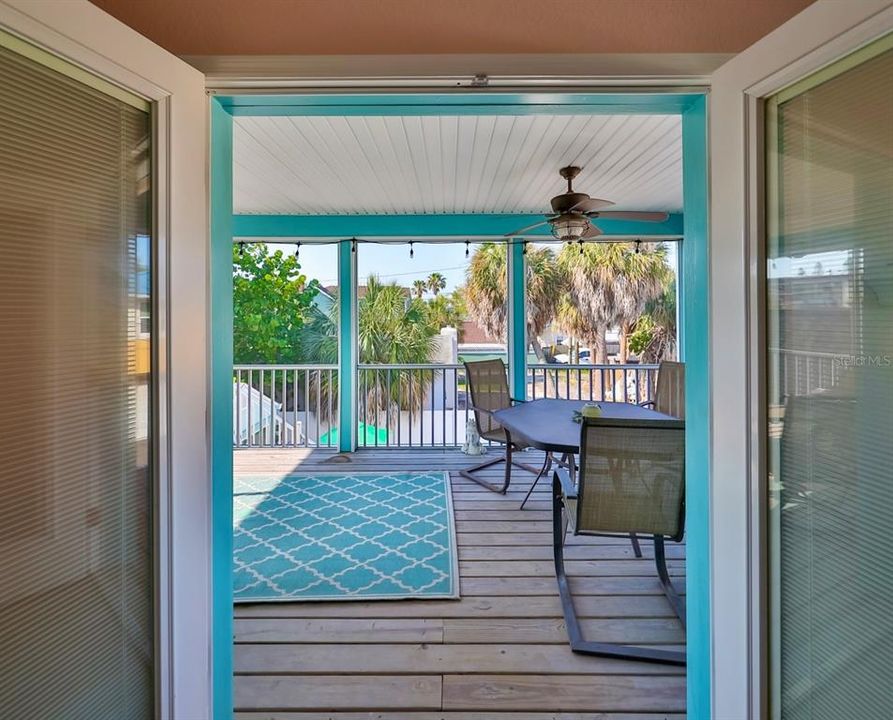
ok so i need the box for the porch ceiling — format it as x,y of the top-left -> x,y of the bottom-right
233,113 -> 682,216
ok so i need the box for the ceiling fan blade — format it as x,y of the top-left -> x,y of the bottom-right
569,197 -> 615,213
581,224 -> 604,239
504,217 -> 555,237
592,210 -> 670,222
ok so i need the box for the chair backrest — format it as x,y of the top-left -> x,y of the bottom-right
576,416 -> 686,540
463,359 -> 510,440
654,360 -> 685,419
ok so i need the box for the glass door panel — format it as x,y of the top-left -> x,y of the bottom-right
766,35 -> 893,720
0,36 -> 154,718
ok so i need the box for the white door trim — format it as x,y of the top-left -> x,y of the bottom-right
709,2 -> 893,718
0,2 -> 210,718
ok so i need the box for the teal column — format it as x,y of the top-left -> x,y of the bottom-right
682,94 -> 711,718
209,98 -> 233,720
508,240 -> 527,400
337,240 -> 355,452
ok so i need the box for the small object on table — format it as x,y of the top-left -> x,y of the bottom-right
573,402 -> 602,423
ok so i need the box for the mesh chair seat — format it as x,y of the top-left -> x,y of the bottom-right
552,415 -> 687,665
460,358 -> 540,494
642,360 -> 685,419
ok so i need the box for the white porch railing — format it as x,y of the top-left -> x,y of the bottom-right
234,362 -> 665,450
233,364 -> 338,448
770,348 -> 849,397
529,363 -> 660,405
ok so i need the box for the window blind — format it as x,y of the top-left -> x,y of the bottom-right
0,37 -> 154,718
766,37 -> 893,720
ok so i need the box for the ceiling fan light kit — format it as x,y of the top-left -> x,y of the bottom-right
505,165 -> 670,241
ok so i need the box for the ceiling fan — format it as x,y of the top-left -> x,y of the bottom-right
504,166 -> 669,241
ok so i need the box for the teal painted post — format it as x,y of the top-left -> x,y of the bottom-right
682,94 -> 710,718
337,240 -> 355,452
508,240 -> 527,400
209,98 -> 233,720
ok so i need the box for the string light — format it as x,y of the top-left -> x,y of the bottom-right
409,241 -> 414,259
238,241 -> 245,258
465,240 -> 470,258
295,241 -> 301,259
351,238 -> 357,253
523,240 -> 528,256
635,239 -> 642,255
578,238 -> 584,255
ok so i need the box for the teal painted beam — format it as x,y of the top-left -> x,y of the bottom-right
337,240 -> 356,452
681,95 -> 710,718
233,213 -> 684,239
209,98 -> 234,720
508,240 -> 527,401
217,92 -> 703,117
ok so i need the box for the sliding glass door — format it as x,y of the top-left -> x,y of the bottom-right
0,33 -> 155,718
766,34 -> 893,719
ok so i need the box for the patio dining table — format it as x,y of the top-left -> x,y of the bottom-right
492,398 -> 675,502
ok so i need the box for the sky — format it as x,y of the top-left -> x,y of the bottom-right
262,239 -> 679,294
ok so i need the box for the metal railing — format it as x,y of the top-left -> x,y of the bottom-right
770,348 -> 849,397
233,364 -> 338,448
233,362 -> 663,450
529,363 -> 660,405
357,363 -> 469,448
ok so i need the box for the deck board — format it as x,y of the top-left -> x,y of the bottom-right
233,448 -> 686,715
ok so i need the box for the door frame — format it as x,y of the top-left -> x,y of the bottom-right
213,88 -> 710,717
0,2 -> 211,718
709,2 -> 893,717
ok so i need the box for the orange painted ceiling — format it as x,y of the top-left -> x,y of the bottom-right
90,0 -> 814,56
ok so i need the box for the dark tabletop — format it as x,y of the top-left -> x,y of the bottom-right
492,398 -> 675,454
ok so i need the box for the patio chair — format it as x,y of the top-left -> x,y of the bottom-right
461,359 -> 546,494
553,415 -> 686,665
640,360 -> 685,419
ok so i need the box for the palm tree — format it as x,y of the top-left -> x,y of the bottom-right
629,278 -> 677,363
411,279 -> 427,299
300,275 -> 439,428
464,242 -> 563,362
558,241 -> 669,363
427,272 -> 447,296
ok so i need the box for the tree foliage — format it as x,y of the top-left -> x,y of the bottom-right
233,243 -> 320,363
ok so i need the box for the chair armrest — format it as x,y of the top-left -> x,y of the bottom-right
553,467 -> 577,500
638,399 -> 656,408
468,404 -> 495,418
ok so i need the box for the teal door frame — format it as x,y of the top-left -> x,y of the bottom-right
211,90 -> 710,719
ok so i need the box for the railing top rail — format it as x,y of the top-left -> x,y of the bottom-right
358,363 -> 465,370
529,362 -> 660,370
769,348 -> 849,359
233,364 -> 338,370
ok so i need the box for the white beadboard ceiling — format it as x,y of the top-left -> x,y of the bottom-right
233,114 -> 682,215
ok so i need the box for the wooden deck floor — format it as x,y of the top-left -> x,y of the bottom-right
233,448 -> 686,719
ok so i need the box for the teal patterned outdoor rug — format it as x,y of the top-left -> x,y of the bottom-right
233,471 -> 459,602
